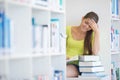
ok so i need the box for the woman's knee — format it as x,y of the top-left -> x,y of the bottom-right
67,64 -> 79,78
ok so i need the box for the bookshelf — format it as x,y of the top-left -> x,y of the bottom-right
111,0 -> 120,80
0,0 -> 66,80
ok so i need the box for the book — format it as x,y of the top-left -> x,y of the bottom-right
79,55 -> 100,62
0,8 -> 4,48
81,72 -> 106,77
50,18 -> 60,52
66,56 -> 79,63
9,20 -> 14,53
79,66 -> 104,72
0,10 -> 3,48
67,75 -> 109,80
33,25 -> 42,52
111,62 -> 117,80
42,24 -> 48,53
79,61 -> 102,67
78,75 -> 109,80
34,0 -> 48,7
4,16 -> 11,49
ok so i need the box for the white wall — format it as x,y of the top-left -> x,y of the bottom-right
66,0 -> 111,79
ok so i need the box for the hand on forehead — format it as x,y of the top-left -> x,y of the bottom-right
86,18 -> 96,25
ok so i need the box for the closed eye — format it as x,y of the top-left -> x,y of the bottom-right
85,21 -> 89,25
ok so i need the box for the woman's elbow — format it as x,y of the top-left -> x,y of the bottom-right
92,48 -> 100,55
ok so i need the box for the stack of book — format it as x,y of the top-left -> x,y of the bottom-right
78,55 -> 108,80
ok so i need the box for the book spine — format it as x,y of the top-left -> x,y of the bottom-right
0,10 -> 3,48
59,0 -> 63,10
51,18 -> 60,53
42,24 -> 48,53
4,16 -> 11,49
79,61 -> 102,67
0,9 -> 4,49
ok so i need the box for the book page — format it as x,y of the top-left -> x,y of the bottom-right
66,56 -> 79,63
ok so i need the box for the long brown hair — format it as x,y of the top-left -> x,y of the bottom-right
83,12 -> 99,55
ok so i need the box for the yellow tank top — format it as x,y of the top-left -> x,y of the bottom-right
66,26 -> 84,59
66,26 -> 94,65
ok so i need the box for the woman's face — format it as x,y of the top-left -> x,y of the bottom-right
80,18 -> 92,32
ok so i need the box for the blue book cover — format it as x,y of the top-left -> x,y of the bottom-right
4,16 -> 11,48
0,12 -> 2,48
114,0 -> 118,16
112,0 -> 115,15
0,9 -> 4,48
116,0 -> 119,15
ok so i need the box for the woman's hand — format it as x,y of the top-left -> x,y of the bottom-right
88,19 -> 99,33
87,19 -> 100,55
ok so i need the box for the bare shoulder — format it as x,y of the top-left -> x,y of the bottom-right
71,26 -> 77,31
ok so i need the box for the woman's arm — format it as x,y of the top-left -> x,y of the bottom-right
92,30 -> 100,55
89,19 -> 100,55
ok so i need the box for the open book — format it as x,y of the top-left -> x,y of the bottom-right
66,56 -> 79,63
66,55 -> 100,62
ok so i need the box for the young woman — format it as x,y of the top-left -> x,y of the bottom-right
66,11 -> 100,77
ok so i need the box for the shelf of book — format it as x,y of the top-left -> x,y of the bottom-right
111,17 -> 120,21
0,0 -> 66,79
32,53 -> 50,58
51,9 -> 65,14
50,52 -> 65,56
8,54 -> 31,60
111,50 -> 120,55
5,0 -> 31,7
32,4 -> 50,11
111,0 -> 120,80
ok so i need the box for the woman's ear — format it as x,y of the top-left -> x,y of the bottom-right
82,16 -> 84,20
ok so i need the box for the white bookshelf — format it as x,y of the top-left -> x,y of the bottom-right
111,0 -> 120,80
111,50 -> 120,55
111,19 -> 120,55
6,0 -> 31,7
0,0 -> 66,80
